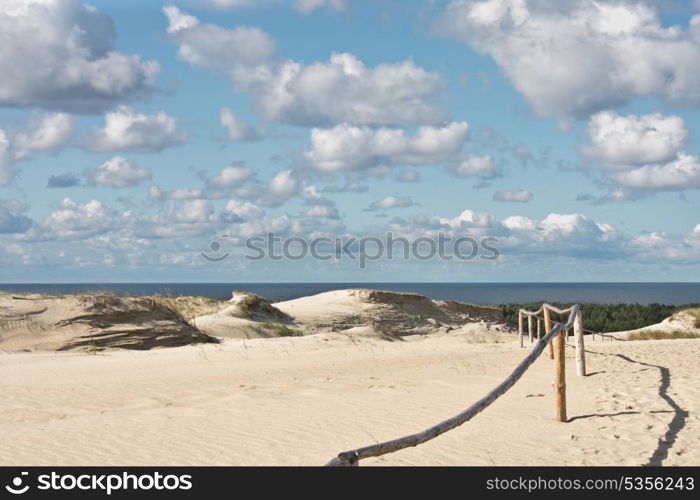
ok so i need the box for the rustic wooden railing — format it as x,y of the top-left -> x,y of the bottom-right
518,304 -> 586,423
326,304 -> 583,466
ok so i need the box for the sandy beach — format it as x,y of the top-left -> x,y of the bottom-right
3,0 -> 700,472
1,326 -> 697,466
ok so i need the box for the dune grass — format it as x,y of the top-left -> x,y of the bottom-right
681,308 -> 700,328
464,333 -> 507,344
258,322 -> 305,337
151,294 -> 225,322
232,292 -> 268,319
626,330 -> 700,341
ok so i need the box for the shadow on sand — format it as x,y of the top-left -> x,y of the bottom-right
568,410 -> 640,422
573,347 -> 688,465
613,353 -> 689,466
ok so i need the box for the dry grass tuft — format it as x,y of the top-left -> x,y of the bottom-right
151,295 -> 225,323
464,333 -> 507,344
626,330 -> 700,341
681,308 -> 700,328
258,322 -> 305,337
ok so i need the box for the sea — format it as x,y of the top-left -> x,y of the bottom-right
0,282 -> 699,305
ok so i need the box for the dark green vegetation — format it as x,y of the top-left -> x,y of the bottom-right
500,303 -> 700,333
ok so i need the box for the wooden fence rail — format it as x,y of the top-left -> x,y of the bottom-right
326,304 -> 582,466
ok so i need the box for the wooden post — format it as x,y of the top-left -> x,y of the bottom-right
574,309 -> 586,377
518,310 -> 524,348
527,314 -> 533,343
554,327 -> 567,422
543,306 -> 554,359
536,318 -> 541,339
326,309 -> 578,466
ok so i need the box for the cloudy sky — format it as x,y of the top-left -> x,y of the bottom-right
1,0 -> 699,283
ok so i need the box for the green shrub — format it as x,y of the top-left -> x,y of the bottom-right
500,302 -> 700,333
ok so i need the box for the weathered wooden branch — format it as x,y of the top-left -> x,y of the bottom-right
325,304 -> 580,466
573,309 -> 586,376
518,310 -> 524,348
543,306 -> 554,359
553,326 -> 567,422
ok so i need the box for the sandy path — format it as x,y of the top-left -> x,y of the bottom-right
0,333 -> 697,466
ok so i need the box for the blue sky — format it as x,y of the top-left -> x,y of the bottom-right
1,0 -> 699,282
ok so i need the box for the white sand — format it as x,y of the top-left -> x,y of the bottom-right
0,294 -> 211,351
1,331 -> 697,466
609,310 -> 700,339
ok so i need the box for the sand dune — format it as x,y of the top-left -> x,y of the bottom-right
191,288 -> 508,341
274,288 -> 506,338
0,288 -> 508,350
609,309 -> 700,340
0,293 -> 214,352
1,289 -> 698,466
192,291 -> 295,339
0,331 -> 697,466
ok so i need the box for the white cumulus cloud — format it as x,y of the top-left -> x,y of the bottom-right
448,154 -> 495,178
0,0 -> 159,112
245,52 -> 445,126
42,198 -> 115,240
581,111 -> 700,199
237,214 -> 291,238
207,164 -> 256,190
14,113 -> 73,156
222,200 -> 265,222
306,122 -> 469,171
1,113 -> 74,185
612,153 -> 700,190
304,205 -> 340,218
219,107 -> 263,142
85,106 -> 185,153
164,7 -> 445,126
582,111 -> 688,166
367,195 -> 414,211
266,169 -> 299,202
148,185 -> 206,201
164,5 -> 276,68
0,131 -> 15,186
438,0 -> 700,118
89,157 -> 151,188
168,199 -> 214,224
